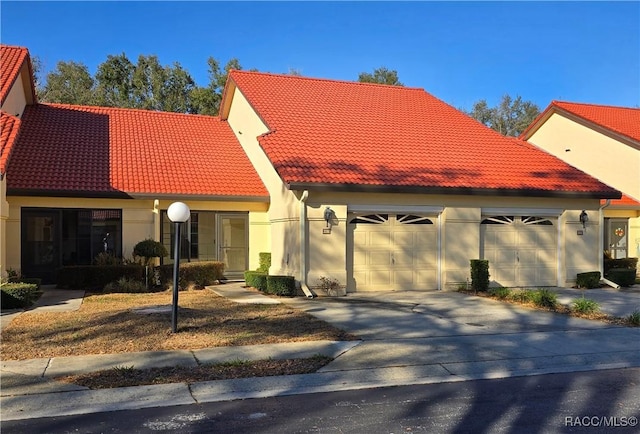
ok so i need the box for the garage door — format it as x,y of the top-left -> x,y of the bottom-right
481,215 -> 557,287
349,214 -> 438,291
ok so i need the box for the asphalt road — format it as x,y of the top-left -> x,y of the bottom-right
3,368 -> 639,434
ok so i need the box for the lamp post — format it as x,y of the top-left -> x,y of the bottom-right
167,202 -> 190,333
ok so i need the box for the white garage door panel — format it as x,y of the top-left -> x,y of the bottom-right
351,214 -> 438,291
482,216 -> 557,287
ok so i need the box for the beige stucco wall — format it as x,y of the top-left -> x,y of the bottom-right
527,112 -> 640,258
225,87 -> 303,278
527,113 -> 640,200
5,196 -> 269,274
0,178 -> 8,278
1,68 -> 29,118
298,190 -> 601,291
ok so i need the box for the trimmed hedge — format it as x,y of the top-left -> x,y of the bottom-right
57,265 -> 145,290
608,268 -> 636,287
266,275 -> 296,296
604,257 -> 638,276
258,252 -> 271,273
244,271 -> 267,289
1,283 -> 40,309
158,261 -> 225,290
576,271 -> 601,289
470,259 -> 490,292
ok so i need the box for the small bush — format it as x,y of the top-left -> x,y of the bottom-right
103,277 -> 149,293
93,252 -> 123,266
532,288 -> 558,309
258,253 -> 271,273
244,271 -> 266,289
576,271 -> 601,289
133,239 -> 168,265
626,310 -> 640,326
470,259 -> 490,292
1,283 -> 40,309
508,289 -> 535,304
254,273 -> 268,292
572,297 -> 600,315
607,268 -> 636,287
604,257 -> 638,276
157,261 -> 225,290
316,276 -> 342,296
489,287 -> 512,300
266,275 -> 296,296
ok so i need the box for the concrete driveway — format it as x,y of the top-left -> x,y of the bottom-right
283,290 -> 640,377
554,286 -> 640,318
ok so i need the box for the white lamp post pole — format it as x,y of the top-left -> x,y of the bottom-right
167,202 -> 191,333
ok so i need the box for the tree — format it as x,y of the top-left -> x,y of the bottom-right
465,95 -> 540,137
94,53 -> 135,107
190,57 -> 243,115
358,66 -> 403,86
39,60 -> 95,105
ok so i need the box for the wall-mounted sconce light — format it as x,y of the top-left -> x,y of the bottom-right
324,207 -> 334,228
579,210 -> 589,229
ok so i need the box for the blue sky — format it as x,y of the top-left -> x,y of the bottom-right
1,1 -> 638,110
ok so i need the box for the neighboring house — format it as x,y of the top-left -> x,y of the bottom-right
0,45 -> 270,283
521,101 -> 640,264
1,45 -> 621,292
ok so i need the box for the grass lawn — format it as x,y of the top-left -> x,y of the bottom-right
0,289 -> 356,361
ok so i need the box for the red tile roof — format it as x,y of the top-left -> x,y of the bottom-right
225,71 -> 620,198
522,101 -> 640,143
7,104 -> 268,198
0,111 -> 21,175
601,194 -> 640,208
0,45 -> 36,107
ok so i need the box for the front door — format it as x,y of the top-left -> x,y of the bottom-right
22,210 -> 60,283
606,218 -> 628,259
218,214 -> 248,278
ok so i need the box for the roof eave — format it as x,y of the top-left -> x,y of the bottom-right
286,181 -> 622,200
7,188 -> 271,202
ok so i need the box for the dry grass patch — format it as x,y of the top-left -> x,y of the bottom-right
1,290 -> 356,360
56,356 -> 333,389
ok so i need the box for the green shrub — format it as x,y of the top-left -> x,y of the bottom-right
244,271 -> 267,289
266,275 -> 296,296
254,273 -> 268,292
93,252 -> 123,266
470,260 -> 490,292
157,261 -> 225,290
103,277 -> 149,293
17,278 -> 42,291
572,296 -> 600,314
57,265 -> 145,290
604,257 -> 638,276
576,271 -> 601,289
532,288 -> 558,309
133,239 -> 168,265
508,289 -> 535,303
626,310 -> 640,326
489,287 -> 512,300
258,252 -> 271,273
607,268 -> 636,287
1,283 -> 40,309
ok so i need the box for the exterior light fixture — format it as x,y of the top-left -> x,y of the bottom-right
324,207 -> 334,228
167,201 -> 190,333
579,210 -> 589,229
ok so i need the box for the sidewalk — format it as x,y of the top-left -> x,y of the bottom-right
1,284 -> 639,421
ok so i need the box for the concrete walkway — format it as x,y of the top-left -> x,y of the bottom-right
1,283 -> 639,421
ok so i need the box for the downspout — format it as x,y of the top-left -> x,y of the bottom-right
598,200 -> 620,288
299,190 -> 315,298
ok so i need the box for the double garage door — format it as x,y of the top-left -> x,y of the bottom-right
350,214 -> 438,291
481,215 -> 558,287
